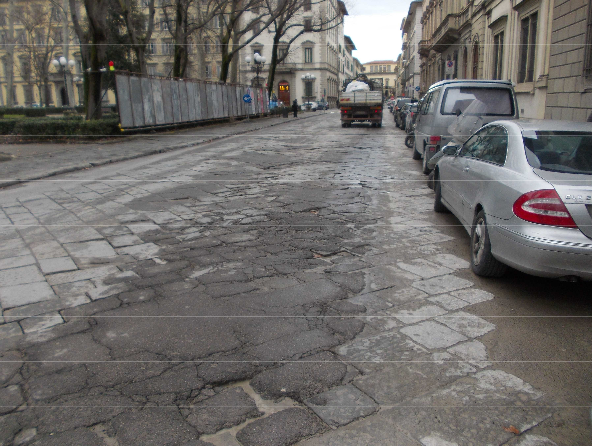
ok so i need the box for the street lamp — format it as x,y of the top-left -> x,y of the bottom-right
301,73 -> 316,109
51,56 -> 76,107
245,52 -> 266,88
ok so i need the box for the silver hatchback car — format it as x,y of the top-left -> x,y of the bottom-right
433,119 -> 592,281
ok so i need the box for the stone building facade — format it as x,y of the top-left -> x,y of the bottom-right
238,0 -> 349,108
545,0 -> 592,121
408,0 -> 592,120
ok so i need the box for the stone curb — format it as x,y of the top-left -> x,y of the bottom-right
0,113 -> 318,190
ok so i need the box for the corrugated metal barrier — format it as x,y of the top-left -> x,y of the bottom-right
115,73 -> 269,129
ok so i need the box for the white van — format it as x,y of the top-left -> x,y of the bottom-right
413,80 -> 519,174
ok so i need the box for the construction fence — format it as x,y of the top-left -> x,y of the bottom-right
115,73 -> 269,129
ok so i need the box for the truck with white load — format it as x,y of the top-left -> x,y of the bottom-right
339,76 -> 384,128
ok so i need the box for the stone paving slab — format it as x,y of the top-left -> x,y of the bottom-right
0,255 -> 36,270
0,281 -> 57,309
20,312 -> 64,333
304,384 -> 378,427
400,321 -> 468,349
0,265 -> 45,287
46,265 -> 120,286
38,257 -> 78,275
411,275 -> 474,295
381,370 -> 553,446
436,311 -> 496,338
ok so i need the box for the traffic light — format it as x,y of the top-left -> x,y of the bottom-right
109,61 -> 115,71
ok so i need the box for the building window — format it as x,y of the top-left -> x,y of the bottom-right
205,64 -> 211,78
304,19 -> 312,31
518,12 -> 538,83
162,40 -> 174,55
278,46 -> 288,62
216,63 -> 221,77
304,47 -> 313,63
305,81 -> 313,98
304,0 -> 312,11
147,65 -> 157,75
584,0 -> 592,78
147,41 -> 157,55
204,40 -> 210,53
215,38 -> 221,53
492,32 -> 504,80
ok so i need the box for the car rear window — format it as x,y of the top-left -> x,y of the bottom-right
523,131 -> 592,174
441,87 -> 514,116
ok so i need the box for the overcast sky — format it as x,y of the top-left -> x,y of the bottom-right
344,0 -> 413,64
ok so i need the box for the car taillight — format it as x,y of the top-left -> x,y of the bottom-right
374,109 -> 381,113
513,190 -> 577,228
429,135 -> 441,144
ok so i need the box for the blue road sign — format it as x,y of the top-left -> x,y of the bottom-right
243,94 -> 252,103
415,86 -> 420,91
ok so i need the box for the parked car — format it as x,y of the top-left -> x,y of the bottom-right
301,102 -> 318,111
394,98 -> 415,127
413,79 -> 519,174
317,101 -> 329,110
432,119 -> 592,281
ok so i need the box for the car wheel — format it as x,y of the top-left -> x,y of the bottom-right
470,210 -> 508,277
412,140 -> 422,160
422,151 -> 431,174
377,123 -> 382,128
433,172 -> 449,213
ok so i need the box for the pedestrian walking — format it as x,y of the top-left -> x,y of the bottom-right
292,100 -> 298,118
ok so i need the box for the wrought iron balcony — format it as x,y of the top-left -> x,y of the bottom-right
431,14 -> 460,53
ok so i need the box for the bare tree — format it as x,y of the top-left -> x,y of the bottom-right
69,0 -> 110,119
1,0 -> 17,106
263,0 -> 344,98
214,0 -> 287,84
117,0 -> 156,75
14,2 -> 62,106
161,0 -> 223,79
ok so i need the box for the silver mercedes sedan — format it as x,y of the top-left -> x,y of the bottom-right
433,119 -> 592,281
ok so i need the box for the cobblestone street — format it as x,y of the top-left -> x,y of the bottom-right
0,113 -> 590,445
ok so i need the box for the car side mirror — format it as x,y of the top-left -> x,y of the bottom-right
442,144 -> 459,156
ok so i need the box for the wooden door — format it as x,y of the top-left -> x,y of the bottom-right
278,81 -> 290,106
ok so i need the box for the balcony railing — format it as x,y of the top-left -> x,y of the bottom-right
418,39 -> 431,57
430,13 -> 460,53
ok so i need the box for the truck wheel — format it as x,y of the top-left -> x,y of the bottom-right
412,140 -> 422,160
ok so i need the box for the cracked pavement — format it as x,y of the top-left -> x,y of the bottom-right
0,113 -> 590,445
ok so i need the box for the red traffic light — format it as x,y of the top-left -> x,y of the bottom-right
108,61 -> 114,67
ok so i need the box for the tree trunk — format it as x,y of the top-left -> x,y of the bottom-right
219,52 -> 231,84
267,32 -> 282,98
6,0 -> 15,106
86,42 -> 103,119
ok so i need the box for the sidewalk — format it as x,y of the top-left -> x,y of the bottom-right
0,113 -> 316,189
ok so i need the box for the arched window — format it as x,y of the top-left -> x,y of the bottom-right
472,41 -> 480,79
463,47 -> 468,78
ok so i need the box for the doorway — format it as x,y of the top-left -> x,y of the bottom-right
278,81 -> 290,106
60,87 -> 67,107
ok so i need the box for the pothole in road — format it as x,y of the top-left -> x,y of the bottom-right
200,381 -> 300,446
